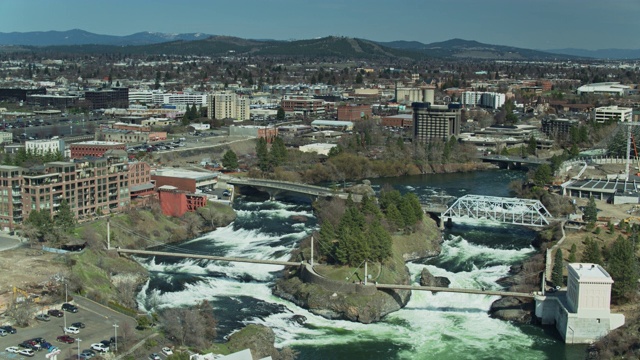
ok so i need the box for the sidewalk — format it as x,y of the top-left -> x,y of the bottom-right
0,231 -> 24,252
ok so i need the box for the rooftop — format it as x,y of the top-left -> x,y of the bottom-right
569,263 -> 613,283
152,168 -> 217,181
73,141 -> 125,146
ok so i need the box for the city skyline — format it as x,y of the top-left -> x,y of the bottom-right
1,0 -> 639,51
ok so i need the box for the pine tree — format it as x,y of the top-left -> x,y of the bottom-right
581,237 -> 603,265
221,150 -> 238,170
385,204 -> 405,231
583,197 -> 598,223
55,199 -> 76,234
270,137 -> 287,167
552,249 -> 564,287
568,243 -> 577,263
607,235 -> 639,302
528,135 -> 537,155
255,137 -> 270,172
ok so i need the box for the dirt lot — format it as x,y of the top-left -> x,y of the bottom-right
0,247 -> 68,311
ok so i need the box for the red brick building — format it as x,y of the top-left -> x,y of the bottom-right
151,168 -> 218,193
281,96 -> 325,116
70,141 -> 126,159
158,186 -> 207,217
337,104 -> 372,121
381,114 -> 413,128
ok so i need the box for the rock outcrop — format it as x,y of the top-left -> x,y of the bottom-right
419,268 -> 451,288
488,296 -> 534,323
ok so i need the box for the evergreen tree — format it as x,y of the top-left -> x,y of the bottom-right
581,237 -> 603,265
367,221 -> 392,262
221,150 -> 238,170
398,197 -> 417,228
568,243 -> 577,263
55,199 -> 76,234
583,197 -> 598,223
360,195 -> 382,219
385,204 -> 405,231
404,193 -> 423,221
532,164 -> 553,187
255,137 -> 270,172
607,235 -> 639,302
328,144 -> 343,158
552,249 -> 564,287
276,107 -> 285,121
528,135 -> 537,155
319,221 -> 336,243
270,137 -> 287,167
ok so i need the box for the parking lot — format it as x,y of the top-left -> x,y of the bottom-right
0,297 -> 136,359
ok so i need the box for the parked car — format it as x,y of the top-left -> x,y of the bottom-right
19,341 -> 40,351
48,309 -> 64,317
149,353 -> 161,360
18,348 -> 35,357
161,347 -> 173,356
0,325 -> 16,334
5,346 -> 19,353
64,326 -> 80,334
81,349 -> 96,358
0,329 -> 6,336
35,314 -> 51,321
57,335 -> 75,344
99,340 -> 111,348
31,337 -> 47,344
90,343 -> 109,353
62,303 -> 78,312
71,322 -> 85,328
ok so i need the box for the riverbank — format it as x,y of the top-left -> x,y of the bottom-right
273,216 -> 442,324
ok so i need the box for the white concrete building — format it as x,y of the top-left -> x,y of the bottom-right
25,139 -> 65,155
535,263 -> 625,344
594,105 -> 633,123
461,91 -> 505,109
577,82 -> 630,96
156,93 -> 207,106
0,131 -> 13,144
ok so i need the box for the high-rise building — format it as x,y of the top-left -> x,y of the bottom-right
412,103 -> 461,143
461,91 -> 505,109
85,87 -> 129,109
207,93 -> 250,121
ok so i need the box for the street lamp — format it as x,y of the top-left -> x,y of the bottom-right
113,323 -> 119,353
77,338 -> 81,359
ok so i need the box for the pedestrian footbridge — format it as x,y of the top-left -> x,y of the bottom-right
440,194 -> 553,227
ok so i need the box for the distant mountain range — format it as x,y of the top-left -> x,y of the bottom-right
0,29 -> 637,60
0,29 -> 212,46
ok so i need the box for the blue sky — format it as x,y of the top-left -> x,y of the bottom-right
1,0 -> 639,50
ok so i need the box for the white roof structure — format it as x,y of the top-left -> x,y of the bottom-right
577,82 -> 630,96
568,263 -> 613,283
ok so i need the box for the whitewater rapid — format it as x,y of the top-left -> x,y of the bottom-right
134,197 -> 558,359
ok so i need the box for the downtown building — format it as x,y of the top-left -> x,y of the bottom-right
461,91 -> 505,109
207,92 -> 250,121
84,87 -> 129,109
412,102 -> 461,143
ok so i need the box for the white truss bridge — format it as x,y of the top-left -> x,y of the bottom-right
441,195 -> 553,227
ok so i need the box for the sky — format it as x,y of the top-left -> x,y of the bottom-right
1,0 -> 639,50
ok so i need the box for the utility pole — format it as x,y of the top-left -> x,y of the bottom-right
107,218 -> 110,250
364,261 -> 368,286
113,323 -> 119,353
310,236 -> 314,267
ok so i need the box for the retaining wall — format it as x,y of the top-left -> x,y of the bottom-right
300,264 -> 377,296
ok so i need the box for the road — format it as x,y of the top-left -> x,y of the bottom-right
0,296 -> 136,359
0,233 -> 22,252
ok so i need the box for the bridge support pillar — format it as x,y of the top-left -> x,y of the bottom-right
439,214 -> 444,230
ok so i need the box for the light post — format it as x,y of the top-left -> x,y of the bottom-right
113,323 -> 119,353
77,338 -> 81,359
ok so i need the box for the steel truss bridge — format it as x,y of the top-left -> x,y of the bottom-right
441,194 -> 553,227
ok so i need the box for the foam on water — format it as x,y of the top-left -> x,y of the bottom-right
134,195 -> 553,360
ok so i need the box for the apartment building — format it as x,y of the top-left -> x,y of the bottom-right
461,91 -> 505,109
207,92 -> 250,121
0,131 -> 13,144
412,102 -> 461,143
594,105 -> 632,123
0,156 -> 151,229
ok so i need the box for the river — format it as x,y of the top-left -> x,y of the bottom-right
135,170 -> 587,360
